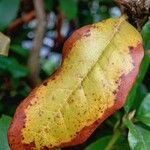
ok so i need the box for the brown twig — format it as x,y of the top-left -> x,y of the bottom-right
28,0 -> 46,87
52,9 -> 65,53
8,11 -> 35,33
55,11 -> 65,45
114,0 -> 150,31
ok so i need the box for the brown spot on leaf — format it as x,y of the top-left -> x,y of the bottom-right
112,90 -> 117,95
68,98 -> 75,104
43,81 -> 48,86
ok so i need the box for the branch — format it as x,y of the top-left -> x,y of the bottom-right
8,11 -> 35,33
114,0 -> 150,30
105,129 -> 121,150
53,10 -> 65,52
28,0 -> 46,87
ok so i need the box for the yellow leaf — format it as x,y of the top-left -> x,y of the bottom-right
8,17 -> 144,150
0,32 -> 10,56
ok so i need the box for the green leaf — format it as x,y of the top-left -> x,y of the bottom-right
125,119 -> 150,150
0,115 -> 12,150
78,10 -> 93,26
124,54 -> 150,112
10,44 -> 29,58
59,0 -> 77,20
42,59 -> 57,75
141,20 -> 150,50
0,56 -> 29,78
99,0 -> 114,5
133,84 -> 148,110
44,0 -> 54,12
136,93 -> 150,127
113,136 -> 130,150
42,56 -> 61,76
0,0 -> 20,30
98,5 -> 110,21
85,136 -> 111,150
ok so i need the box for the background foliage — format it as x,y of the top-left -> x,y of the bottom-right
0,0 -> 150,150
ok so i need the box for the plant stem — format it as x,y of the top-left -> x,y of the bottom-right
8,11 -> 35,33
104,129 -> 121,150
113,0 -> 150,30
28,0 -> 46,87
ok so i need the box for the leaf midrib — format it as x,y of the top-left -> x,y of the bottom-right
64,18 -> 125,106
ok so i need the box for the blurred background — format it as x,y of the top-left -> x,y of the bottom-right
0,0 -> 150,150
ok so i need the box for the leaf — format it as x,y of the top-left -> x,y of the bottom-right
0,115 -> 12,150
141,20 -> 150,50
78,9 -> 93,26
42,54 -> 61,75
124,20 -> 150,112
10,44 -> 29,58
98,5 -> 110,21
8,17 -> 143,150
132,84 -> 148,110
124,54 -> 150,112
59,0 -> 77,20
85,136 -> 111,150
125,119 -> 150,150
0,0 -> 20,30
42,59 -> 58,75
113,135 -> 130,150
99,0 -> 114,5
0,56 -> 29,78
0,32 -> 10,56
136,93 -> 150,127
44,0 -> 54,12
